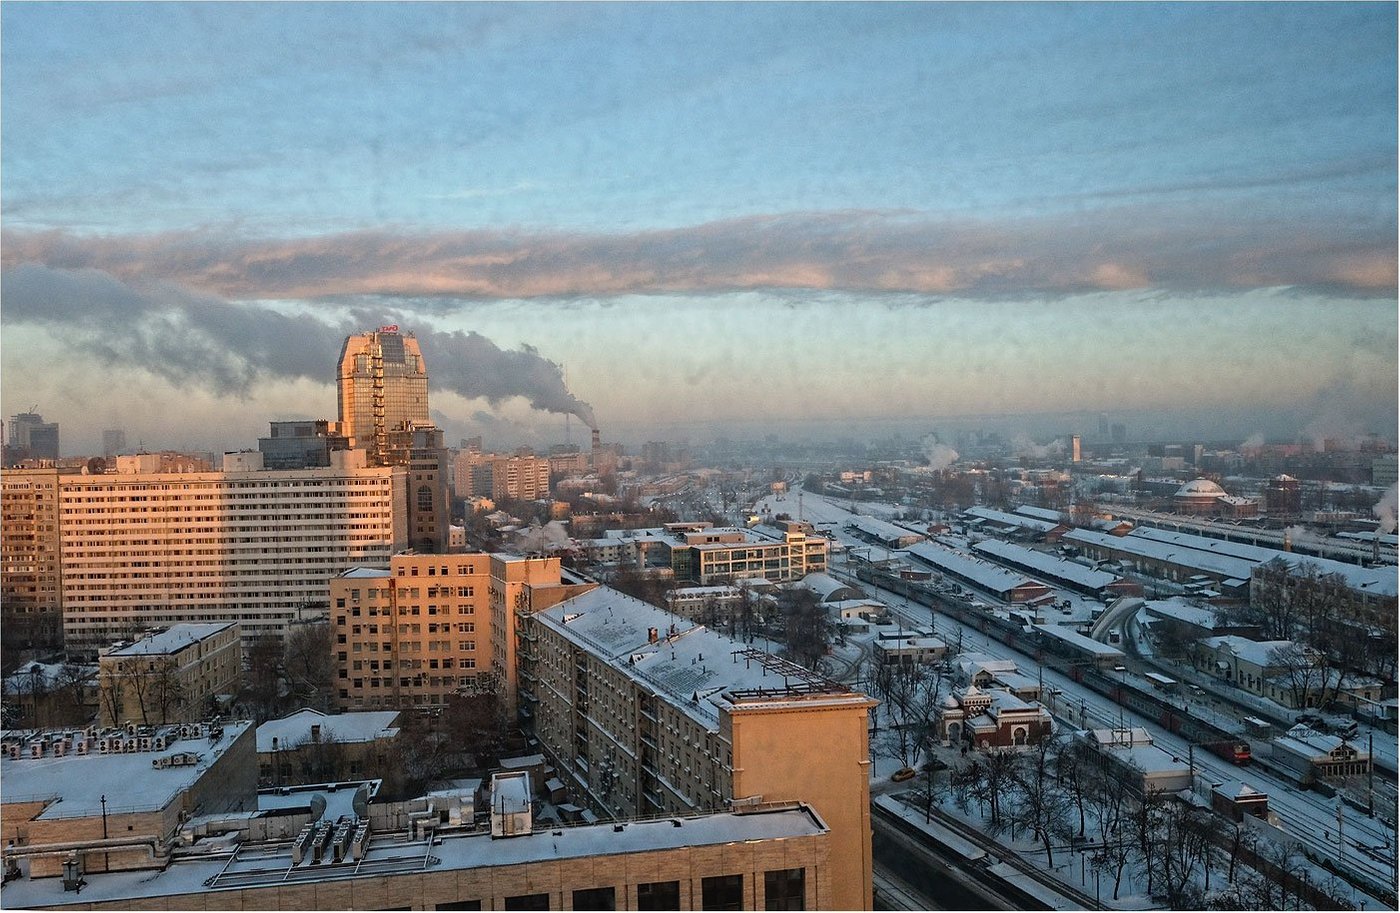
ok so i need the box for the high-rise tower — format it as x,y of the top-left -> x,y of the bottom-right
337,326 -> 430,467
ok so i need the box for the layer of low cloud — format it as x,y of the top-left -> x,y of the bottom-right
4,205 -> 1393,302
0,264 -> 596,427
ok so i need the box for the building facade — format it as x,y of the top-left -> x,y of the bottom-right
56,456 -> 407,652
522,586 -> 876,911
336,327 -> 430,467
98,623 -> 242,727
257,420 -> 350,470
1,467 -> 65,650
332,553 -> 591,712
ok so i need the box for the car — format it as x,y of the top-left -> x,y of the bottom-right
892,767 -> 917,782
1112,665 -> 1127,672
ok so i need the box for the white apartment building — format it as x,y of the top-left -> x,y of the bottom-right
57,454 -> 408,652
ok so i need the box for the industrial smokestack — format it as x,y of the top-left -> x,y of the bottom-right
592,428 -> 601,451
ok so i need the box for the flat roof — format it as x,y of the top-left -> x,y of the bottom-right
106,622 -> 236,656
904,542 -> 1044,596
972,538 -> 1121,590
1,804 -> 827,908
256,709 -> 400,752
2,722 -> 253,818
533,586 -> 865,731
962,506 -> 1059,533
1034,624 -> 1125,657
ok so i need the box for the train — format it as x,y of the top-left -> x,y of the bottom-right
854,563 -> 1253,763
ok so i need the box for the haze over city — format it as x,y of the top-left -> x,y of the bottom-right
2,3 -> 1395,454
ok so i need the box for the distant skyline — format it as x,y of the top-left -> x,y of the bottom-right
2,3 -> 1395,455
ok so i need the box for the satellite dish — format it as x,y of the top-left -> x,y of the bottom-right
352,783 -> 370,819
308,794 -> 327,823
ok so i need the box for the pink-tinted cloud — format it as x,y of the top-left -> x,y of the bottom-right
2,206 -> 1393,300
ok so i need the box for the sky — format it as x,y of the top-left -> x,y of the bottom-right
2,3 -> 1395,454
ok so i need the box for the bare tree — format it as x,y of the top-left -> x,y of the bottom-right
1009,733 -> 1071,866
150,658 -> 185,724
283,622 -> 332,711
876,661 -> 944,769
779,587 -> 830,670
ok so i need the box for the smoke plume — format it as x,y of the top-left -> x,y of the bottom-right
1373,484 -> 1398,535
1011,433 -> 1067,460
1240,432 -> 1266,451
0,264 -> 596,428
919,435 -> 959,472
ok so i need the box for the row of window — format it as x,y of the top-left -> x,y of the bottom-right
447,869 -> 804,911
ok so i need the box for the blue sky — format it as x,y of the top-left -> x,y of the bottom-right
1,3 -> 1395,453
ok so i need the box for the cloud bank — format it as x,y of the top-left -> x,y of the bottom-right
0,264 -> 596,427
4,205 -> 1393,302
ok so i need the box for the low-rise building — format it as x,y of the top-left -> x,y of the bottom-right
1,720 -> 257,878
256,708 -> 401,787
1271,725 -> 1372,783
1,801 -> 831,912
936,684 -> 1053,749
97,623 -> 241,727
1076,727 -> 1193,795
873,636 -> 948,668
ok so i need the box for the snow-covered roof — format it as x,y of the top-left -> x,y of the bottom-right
1013,505 -> 1066,523
1200,635 -> 1297,669
971,538 -> 1121,591
1063,528 -> 1258,580
1143,597 -> 1224,630
256,709 -> 400,752
1086,727 -> 1154,747
2,721 -> 253,818
961,506 -> 1058,533
846,515 -> 926,545
340,567 -> 391,579
1034,624 -> 1124,657
1176,479 -> 1227,498
532,586 -> 863,731
3,662 -> 94,693
1128,527 -> 1397,597
0,804 -> 826,909
794,572 -> 860,602
106,622 -> 236,657
904,542 -> 1044,596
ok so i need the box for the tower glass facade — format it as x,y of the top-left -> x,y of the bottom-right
337,328 -> 430,467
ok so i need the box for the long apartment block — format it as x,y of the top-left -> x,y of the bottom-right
521,585 -> 875,911
18,453 -> 409,653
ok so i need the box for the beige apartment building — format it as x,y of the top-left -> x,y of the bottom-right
455,450 -> 553,503
523,586 -> 876,911
681,525 -> 829,584
332,553 -> 592,712
52,453 -> 407,653
1,467 -> 65,649
98,622 -> 242,727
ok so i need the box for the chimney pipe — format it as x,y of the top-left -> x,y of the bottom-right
592,429 -> 601,451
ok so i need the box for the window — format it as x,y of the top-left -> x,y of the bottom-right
503,894 -> 550,911
764,869 -> 805,910
702,875 -> 744,911
572,887 -> 615,911
435,902 -> 481,911
636,881 -> 680,911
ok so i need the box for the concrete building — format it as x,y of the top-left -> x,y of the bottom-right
873,635 -> 948,668
336,327 -> 430,467
904,541 -> 1053,603
522,586 -> 876,910
1,800 -> 831,912
98,623 -> 242,727
7,411 -> 60,462
256,420 -> 350,470
1,720 -> 257,879
664,585 -> 744,625
54,454 -> 408,653
1077,727 -> 1193,795
256,708 -> 401,787
456,451 -> 553,503
331,553 -> 593,713
1,467 -> 65,650
101,430 -> 127,460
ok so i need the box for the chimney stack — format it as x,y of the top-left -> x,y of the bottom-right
591,428 -> 601,451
